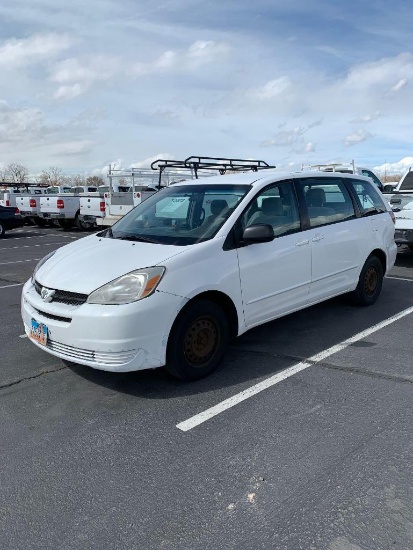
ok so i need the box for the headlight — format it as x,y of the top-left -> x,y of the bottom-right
87,267 -> 165,305
32,251 -> 56,282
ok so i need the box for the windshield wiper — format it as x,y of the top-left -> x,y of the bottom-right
115,235 -> 159,243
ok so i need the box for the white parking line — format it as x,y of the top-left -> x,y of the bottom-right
0,242 -> 69,251
386,276 -> 413,282
176,305 -> 413,432
6,234 -> 78,241
0,259 -> 40,265
0,283 -> 24,289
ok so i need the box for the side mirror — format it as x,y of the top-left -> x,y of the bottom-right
242,224 -> 274,244
383,184 -> 396,193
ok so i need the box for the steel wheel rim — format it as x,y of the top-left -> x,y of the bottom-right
364,266 -> 378,297
183,316 -> 219,367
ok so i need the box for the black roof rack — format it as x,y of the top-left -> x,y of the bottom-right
150,156 -> 275,188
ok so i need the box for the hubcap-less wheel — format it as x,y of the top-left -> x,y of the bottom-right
184,316 -> 219,367
364,266 -> 378,297
166,299 -> 229,381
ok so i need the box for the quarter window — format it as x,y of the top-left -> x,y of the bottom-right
296,178 -> 356,228
348,179 -> 387,214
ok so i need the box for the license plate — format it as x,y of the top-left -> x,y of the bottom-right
30,319 -> 48,346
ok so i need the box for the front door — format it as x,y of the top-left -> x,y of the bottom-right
236,180 -> 311,328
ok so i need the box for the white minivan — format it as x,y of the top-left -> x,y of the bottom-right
22,171 -> 397,380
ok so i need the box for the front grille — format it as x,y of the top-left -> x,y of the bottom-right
46,340 -> 137,366
34,280 -> 88,305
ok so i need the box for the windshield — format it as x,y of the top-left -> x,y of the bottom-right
103,184 -> 250,245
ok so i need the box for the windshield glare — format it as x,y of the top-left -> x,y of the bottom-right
106,184 -> 250,245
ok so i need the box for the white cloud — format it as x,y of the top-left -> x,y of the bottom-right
344,129 -> 372,147
0,33 -> 72,68
130,153 -> 174,169
248,77 -> 291,100
51,55 -> 119,99
352,111 -> 381,123
390,78 -> 408,92
131,40 -> 230,76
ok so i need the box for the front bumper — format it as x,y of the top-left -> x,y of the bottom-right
21,279 -> 186,372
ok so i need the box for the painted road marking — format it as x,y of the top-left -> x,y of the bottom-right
0,283 -> 24,289
19,334 -> 28,339
386,276 -> 413,282
6,234 -> 78,241
0,259 -> 40,265
0,242 -> 69,251
176,305 -> 413,432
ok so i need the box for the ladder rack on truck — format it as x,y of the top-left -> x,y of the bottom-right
98,155 -> 275,227
151,156 -> 275,189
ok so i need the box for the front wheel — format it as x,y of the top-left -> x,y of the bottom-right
0,222 -> 5,238
350,255 -> 383,306
166,299 -> 229,381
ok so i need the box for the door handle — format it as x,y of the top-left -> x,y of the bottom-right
312,235 -> 324,242
295,239 -> 310,246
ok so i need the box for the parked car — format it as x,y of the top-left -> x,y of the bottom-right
22,171 -> 396,380
0,205 -> 24,237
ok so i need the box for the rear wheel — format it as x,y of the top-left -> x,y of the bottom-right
166,299 -> 229,381
35,218 -> 47,227
351,255 -> 383,306
75,215 -> 95,231
0,222 -> 5,238
58,219 -> 74,231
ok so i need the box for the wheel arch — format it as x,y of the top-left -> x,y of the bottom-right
173,290 -> 239,340
369,248 -> 387,274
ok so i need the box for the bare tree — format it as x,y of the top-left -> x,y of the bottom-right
71,174 -> 86,187
86,175 -> 105,186
39,167 -> 64,186
6,163 -> 29,184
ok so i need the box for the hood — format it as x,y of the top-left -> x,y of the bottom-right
35,234 -> 192,294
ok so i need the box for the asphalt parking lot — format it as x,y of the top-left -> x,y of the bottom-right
1,226 -> 412,550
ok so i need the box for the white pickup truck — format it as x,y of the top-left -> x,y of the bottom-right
0,187 -> 28,208
383,168 -> 413,251
305,162 -> 384,192
39,185 -> 98,230
79,186 -> 109,226
96,185 -> 158,227
15,186 -> 56,226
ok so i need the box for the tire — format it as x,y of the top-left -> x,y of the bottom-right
166,299 -> 229,381
351,255 -> 383,306
75,215 -> 95,231
408,245 -> 413,252
35,218 -> 47,227
0,222 -> 5,238
58,219 -> 74,231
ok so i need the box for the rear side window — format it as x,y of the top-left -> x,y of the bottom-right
348,179 -> 387,214
296,178 -> 356,228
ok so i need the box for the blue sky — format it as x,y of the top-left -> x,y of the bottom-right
1,0 -> 413,178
